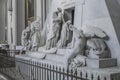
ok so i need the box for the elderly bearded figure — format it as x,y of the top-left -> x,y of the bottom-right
30,17 -> 41,51
21,21 -> 31,49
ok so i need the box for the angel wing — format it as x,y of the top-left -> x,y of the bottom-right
82,26 -> 107,38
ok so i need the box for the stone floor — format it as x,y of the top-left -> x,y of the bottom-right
0,67 -> 30,80
0,73 -> 11,80
77,67 -> 120,80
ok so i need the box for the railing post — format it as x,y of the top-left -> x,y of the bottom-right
67,68 -> 69,80
56,66 -> 58,80
49,65 -> 52,80
74,70 -> 77,80
104,77 -> 107,80
30,60 -> 32,80
71,69 -> 73,80
31,60 -> 32,80
47,64 -> 49,80
44,64 -> 46,80
32,61 -> 35,80
63,68 -> 65,80
39,63 -> 41,80
28,60 -> 30,80
53,65 -> 55,80
80,72 -> 82,79
97,75 -> 100,80
85,72 -> 88,80
91,74 -> 94,80
59,67 -> 61,80
42,63 -> 44,80
37,62 -> 38,80
35,62 -> 37,80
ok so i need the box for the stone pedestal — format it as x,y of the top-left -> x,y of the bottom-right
86,58 -> 117,68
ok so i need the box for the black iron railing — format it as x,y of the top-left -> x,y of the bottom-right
0,49 -> 113,80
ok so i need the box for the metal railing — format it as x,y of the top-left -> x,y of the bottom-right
0,49 -> 116,80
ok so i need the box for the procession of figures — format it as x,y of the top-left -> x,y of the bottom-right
21,8 -> 111,68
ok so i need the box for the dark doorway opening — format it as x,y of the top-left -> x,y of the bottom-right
63,7 -> 75,43
71,9 -> 75,24
64,7 -> 75,25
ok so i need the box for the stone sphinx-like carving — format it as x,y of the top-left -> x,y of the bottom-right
86,38 -> 110,58
82,26 -> 117,68
82,26 -> 110,58
64,25 -> 111,68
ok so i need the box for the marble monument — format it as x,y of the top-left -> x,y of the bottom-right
17,0 -> 120,79
20,7 -> 116,69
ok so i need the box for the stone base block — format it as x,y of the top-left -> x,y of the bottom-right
86,58 -> 117,68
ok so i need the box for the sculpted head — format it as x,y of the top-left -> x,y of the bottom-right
66,20 -> 72,25
36,16 -> 40,22
57,7 -> 62,12
26,26 -> 30,32
28,21 -> 31,27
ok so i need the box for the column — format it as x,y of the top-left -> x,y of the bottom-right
7,0 -> 17,48
7,0 -> 25,46
0,0 -> 7,42
74,0 -> 85,30
16,0 -> 25,45
36,0 -> 42,26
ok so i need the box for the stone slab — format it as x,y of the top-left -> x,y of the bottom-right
86,58 -> 117,68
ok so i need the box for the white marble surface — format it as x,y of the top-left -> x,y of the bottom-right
79,0 -> 120,65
